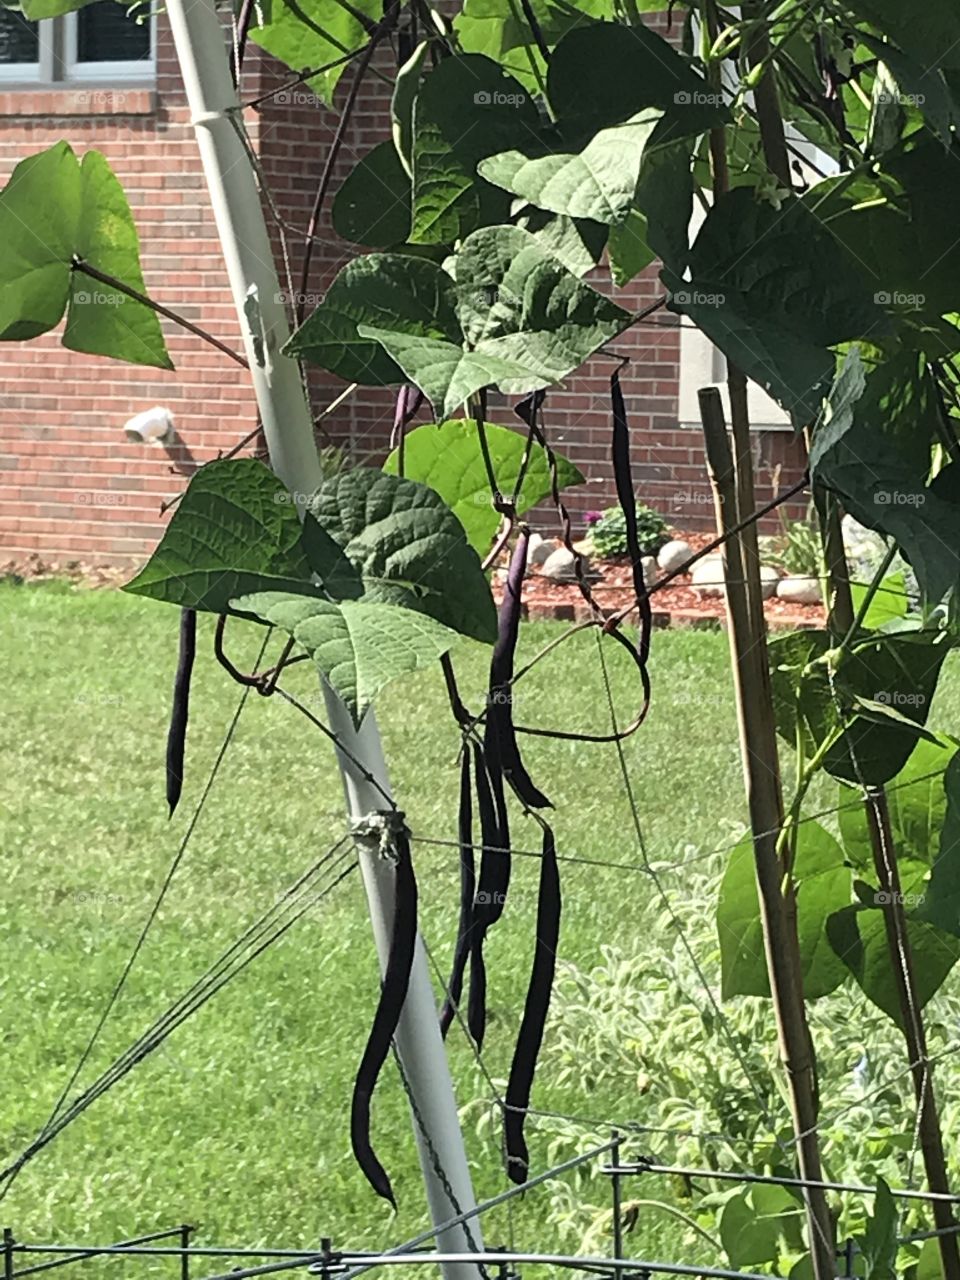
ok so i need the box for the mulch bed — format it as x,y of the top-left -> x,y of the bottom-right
495,535 -> 826,632
3,541 -> 826,633
1,555 -> 130,590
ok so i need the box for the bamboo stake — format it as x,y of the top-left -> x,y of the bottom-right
698,388 -> 836,1280
866,798 -> 960,1279
704,1 -> 765,635
737,10 -> 960,1264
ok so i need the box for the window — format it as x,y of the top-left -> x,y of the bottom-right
676,141 -> 837,433
0,1 -> 154,84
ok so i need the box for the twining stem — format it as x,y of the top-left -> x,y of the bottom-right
699,387 -> 837,1280
296,31 -> 384,325
831,552 -> 960,1279
704,6 -> 765,633
812,483 -> 855,634
865,791 -> 960,1279
241,48 -> 367,111
737,6 -> 959,1272
72,258 -> 248,368
840,541 -> 897,649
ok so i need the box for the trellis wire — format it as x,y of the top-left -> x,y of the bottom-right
0,836 -> 358,1194
0,628 -> 271,1206
411,761 -> 955,881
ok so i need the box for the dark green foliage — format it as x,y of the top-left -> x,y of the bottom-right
589,503 -> 668,559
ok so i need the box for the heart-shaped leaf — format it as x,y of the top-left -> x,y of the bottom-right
478,111 -> 662,226
669,188 -> 884,424
768,628 -> 951,785
306,467 -> 497,643
717,822 -> 850,1000
230,591 -> 459,725
290,225 -> 631,416
383,418 -> 584,553
124,459 -> 321,612
371,225 -> 631,415
827,901 -> 960,1027
0,142 -> 170,368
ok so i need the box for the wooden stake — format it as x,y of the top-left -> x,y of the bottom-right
698,388 -> 836,1280
866,794 -> 960,1280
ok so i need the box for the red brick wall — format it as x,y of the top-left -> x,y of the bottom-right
0,9 -> 804,568
0,18 -> 261,563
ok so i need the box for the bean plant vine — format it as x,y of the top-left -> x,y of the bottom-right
3,0 -> 960,1276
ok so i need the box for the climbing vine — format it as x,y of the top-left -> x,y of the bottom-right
3,0 -> 960,1274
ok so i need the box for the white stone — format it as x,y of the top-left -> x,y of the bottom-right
690,558 -> 726,598
758,564 -> 781,600
777,575 -> 822,605
657,539 -> 693,575
641,555 -> 657,588
541,546 -> 580,582
527,533 -> 552,567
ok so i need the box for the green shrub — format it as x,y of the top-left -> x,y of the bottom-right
590,504 -> 669,559
527,847 -> 960,1273
760,505 -> 823,578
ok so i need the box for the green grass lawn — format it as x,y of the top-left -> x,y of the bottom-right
3,581 -> 960,1274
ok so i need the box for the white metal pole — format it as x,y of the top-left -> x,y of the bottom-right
163,3 -> 484,1272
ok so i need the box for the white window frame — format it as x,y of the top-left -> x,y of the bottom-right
676,200 -> 797,432
64,7 -> 155,82
676,133 -> 839,432
677,5 -> 837,431
0,9 -> 53,82
0,7 -> 154,85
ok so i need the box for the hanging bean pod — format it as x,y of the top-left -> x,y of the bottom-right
504,823 -> 561,1184
487,531 -> 551,810
611,368 -> 652,710
351,824 -> 418,1205
166,607 -> 196,817
440,746 -> 476,1037
467,745 -> 504,1048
